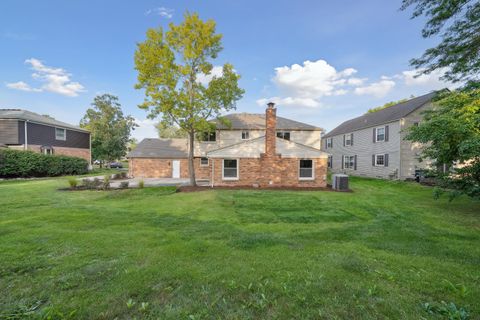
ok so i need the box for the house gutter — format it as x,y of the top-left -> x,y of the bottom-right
211,158 -> 214,188
24,120 -> 28,150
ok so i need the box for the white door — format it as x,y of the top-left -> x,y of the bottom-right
172,160 -> 180,178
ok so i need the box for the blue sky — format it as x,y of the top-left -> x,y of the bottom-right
0,0 -> 454,140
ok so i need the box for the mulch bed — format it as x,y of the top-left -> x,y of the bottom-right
177,185 -> 353,193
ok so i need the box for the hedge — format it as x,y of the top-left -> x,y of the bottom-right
0,149 -> 89,178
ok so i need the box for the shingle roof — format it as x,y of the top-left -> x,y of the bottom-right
127,138 -> 188,158
323,91 -> 439,138
211,113 -> 323,131
0,109 -> 89,132
207,136 -> 328,159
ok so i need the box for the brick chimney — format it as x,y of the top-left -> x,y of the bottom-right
265,102 -> 277,157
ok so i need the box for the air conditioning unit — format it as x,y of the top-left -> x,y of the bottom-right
332,174 -> 349,191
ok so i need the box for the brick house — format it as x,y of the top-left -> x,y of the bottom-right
128,103 -> 329,187
0,109 -> 91,162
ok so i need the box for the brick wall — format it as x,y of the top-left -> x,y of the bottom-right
129,158 -> 187,178
211,157 -> 327,187
129,157 -> 212,179
27,144 -> 91,162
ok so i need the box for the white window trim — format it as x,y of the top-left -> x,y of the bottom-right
276,131 -> 291,140
222,158 -> 239,181
55,127 -> 66,141
299,159 -> 315,180
345,134 -> 352,146
326,138 -> 332,148
200,157 -> 209,167
375,154 -> 385,167
375,126 -> 385,142
241,130 -> 249,140
343,155 -> 355,169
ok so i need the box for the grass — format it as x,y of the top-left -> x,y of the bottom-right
0,177 -> 478,319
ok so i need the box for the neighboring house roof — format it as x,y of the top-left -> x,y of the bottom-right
0,109 -> 89,133
323,91 -> 439,138
207,136 -> 329,159
127,138 -> 188,158
211,113 -> 323,131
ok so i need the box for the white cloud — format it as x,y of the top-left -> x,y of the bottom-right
256,97 -> 320,108
5,81 -> 41,92
145,7 -> 174,18
258,59 -> 372,108
197,66 -> 224,85
6,58 -> 85,97
354,80 -> 396,98
400,68 -> 457,89
132,118 -> 158,141
273,60 -> 359,98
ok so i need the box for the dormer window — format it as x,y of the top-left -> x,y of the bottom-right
241,130 -> 249,140
276,131 -> 290,141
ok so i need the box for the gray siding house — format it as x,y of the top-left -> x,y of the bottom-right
0,109 -> 91,162
322,92 -> 438,180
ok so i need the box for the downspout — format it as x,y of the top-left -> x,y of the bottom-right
24,120 -> 28,150
211,158 -> 214,188
89,132 -> 92,166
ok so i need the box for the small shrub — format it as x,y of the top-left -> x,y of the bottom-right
119,181 -> 129,189
82,178 -> 101,190
138,179 -> 144,189
102,175 -> 110,190
67,177 -> 78,189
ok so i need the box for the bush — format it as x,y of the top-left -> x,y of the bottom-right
0,149 -> 88,178
138,179 -> 144,189
113,172 -> 127,180
67,177 -> 78,189
102,175 -> 110,190
82,178 -> 101,190
119,181 -> 129,189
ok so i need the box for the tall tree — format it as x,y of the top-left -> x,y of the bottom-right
80,94 -> 137,166
156,122 -> 188,139
406,89 -> 480,200
134,12 -> 244,186
401,0 -> 480,84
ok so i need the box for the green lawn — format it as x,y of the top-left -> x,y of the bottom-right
0,177 -> 479,319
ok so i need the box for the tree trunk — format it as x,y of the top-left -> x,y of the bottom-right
188,130 -> 197,186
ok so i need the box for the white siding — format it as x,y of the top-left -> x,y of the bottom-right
322,120 -> 401,179
196,129 -> 322,156
399,102 -> 434,179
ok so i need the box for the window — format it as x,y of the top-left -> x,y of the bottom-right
343,155 -> 355,169
200,157 -> 209,166
326,138 -> 332,148
376,127 -> 385,142
413,122 -> 419,127
345,134 -> 352,146
327,155 -> 333,168
55,128 -> 66,141
276,131 -> 290,140
299,159 -> 314,179
241,131 -> 249,140
375,154 -> 385,166
223,159 -> 238,180
202,131 -> 216,142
